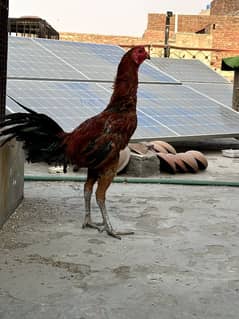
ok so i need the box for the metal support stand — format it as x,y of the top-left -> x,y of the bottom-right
232,71 -> 239,112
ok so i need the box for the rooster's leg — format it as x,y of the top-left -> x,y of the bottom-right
96,165 -> 134,239
82,170 -> 103,230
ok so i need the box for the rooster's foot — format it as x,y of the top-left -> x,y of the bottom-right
100,226 -> 134,240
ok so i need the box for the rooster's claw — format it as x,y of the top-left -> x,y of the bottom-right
100,226 -> 134,240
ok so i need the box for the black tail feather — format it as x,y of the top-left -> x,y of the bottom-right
1,98 -> 68,169
7,95 -> 38,114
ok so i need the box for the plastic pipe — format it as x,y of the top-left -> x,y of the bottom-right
24,175 -> 239,187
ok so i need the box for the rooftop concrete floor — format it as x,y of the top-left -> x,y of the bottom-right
1,138 -> 239,319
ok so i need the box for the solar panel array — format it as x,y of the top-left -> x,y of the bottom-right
151,57 -> 233,107
6,36 -> 239,141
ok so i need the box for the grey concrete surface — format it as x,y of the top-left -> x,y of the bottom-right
1,182 -> 239,318
1,138 -> 239,318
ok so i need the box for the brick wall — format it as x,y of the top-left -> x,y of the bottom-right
177,15 -> 214,33
145,14 -> 167,32
210,16 -> 239,68
211,0 -> 239,15
142,14 -> 225,41
143,13 -> 239,38
144,14 -> 239,46
212,17 -> 239,49
175,33 -> 212,48
142,14 -> 211,42
60,32 -> 144,46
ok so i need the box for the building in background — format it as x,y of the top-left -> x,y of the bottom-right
142,0 -> 239,71
8,16 -> 59,39
7,0 -> 239,78
60,0 -> 239,78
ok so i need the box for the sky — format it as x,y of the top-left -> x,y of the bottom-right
9,0 -> 211,37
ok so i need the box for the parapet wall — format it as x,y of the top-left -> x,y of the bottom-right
0,140 -> 24,227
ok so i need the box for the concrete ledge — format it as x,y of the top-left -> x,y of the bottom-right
0,140 -> 24,227
126,151 -> 159,177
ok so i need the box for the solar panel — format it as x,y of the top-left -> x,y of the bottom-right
151,57 -> 229,84
8,36 -> 178,84
136,84 -> 239,139
7,80 -> 110,130
8,37 -> 87,80
7,80 -> 239,141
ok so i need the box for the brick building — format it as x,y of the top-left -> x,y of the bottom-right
141,7 -> 239,70
60,0 -> 239,73
210,0 -> 239,15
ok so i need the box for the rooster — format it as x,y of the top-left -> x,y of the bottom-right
0,46 -> 150,239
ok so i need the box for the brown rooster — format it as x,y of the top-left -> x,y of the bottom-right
0,46 -> 150,239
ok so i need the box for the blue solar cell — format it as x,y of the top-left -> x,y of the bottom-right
77,42 -> 125,64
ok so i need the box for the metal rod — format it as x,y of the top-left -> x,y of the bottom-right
164,11 -> 173,58
0,0 -> 9,122
119,44 -> 239,53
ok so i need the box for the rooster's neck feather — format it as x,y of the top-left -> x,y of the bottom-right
107,54 -> 139,108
